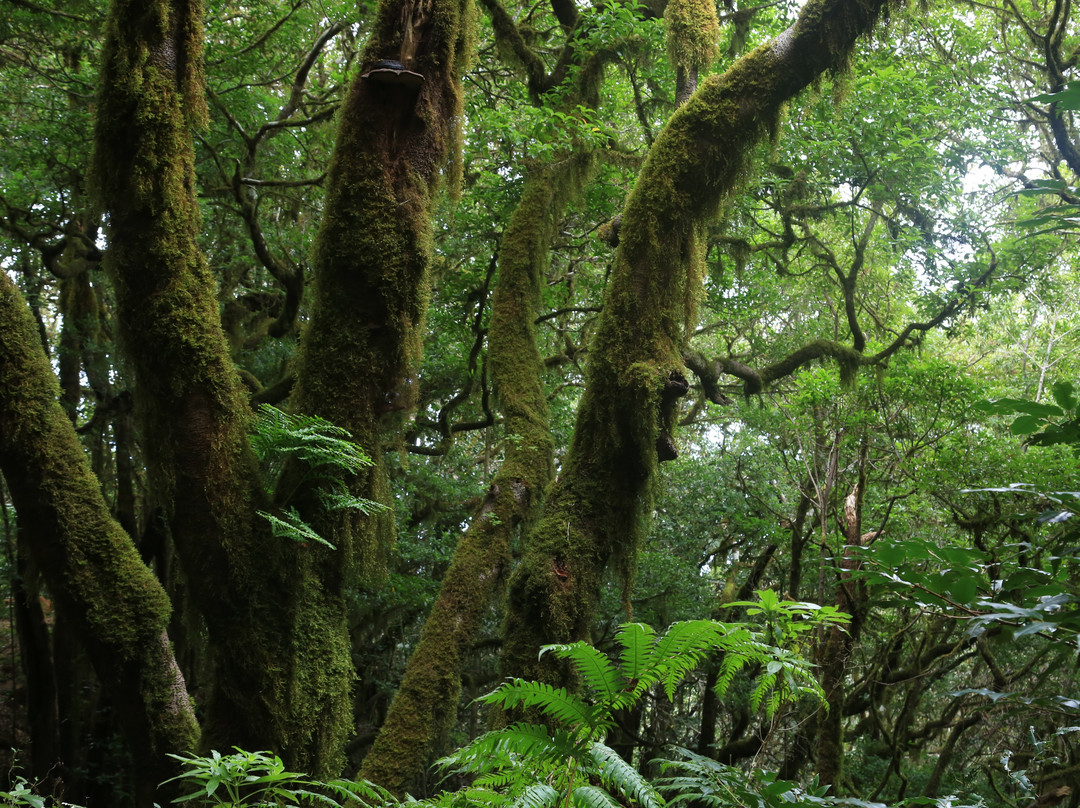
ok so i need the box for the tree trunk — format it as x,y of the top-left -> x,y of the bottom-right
284,0 -> 472,775
0,270 -> 199,803
360,154 -> 592,793
501,0 -> 898,683
89,0 -> 329,770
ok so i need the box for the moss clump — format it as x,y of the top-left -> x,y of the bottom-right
664,0 -> 721,69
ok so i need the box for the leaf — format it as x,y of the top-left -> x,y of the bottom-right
1051,381 -> 1078,413
541,642 -> 621,705
570,785 -> 622,808
588,743 -> 663,808
478,681 -> 596,731
1010,415 -> 1044,435
517,783 -> 559,808
616,623 -> 657,684
1031,81 -> 1080,109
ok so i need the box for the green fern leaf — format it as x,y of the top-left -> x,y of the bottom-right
515,784 -> 559,808
479,680 -> 596,730
616,623 -> 657,686
651,621 -> 723,699
541,642 -> 622,706
588,743 -> 664,808
319,488 -> 389,515
256,508 -> 335,549
570,785 -> 622,808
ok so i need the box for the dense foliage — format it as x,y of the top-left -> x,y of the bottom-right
0,0 -> 1077,806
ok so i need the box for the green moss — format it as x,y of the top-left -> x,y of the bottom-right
664,0 -> 720,68
361,149 -> 593,796
0,270 -> 199,779
501,0 -> 895,686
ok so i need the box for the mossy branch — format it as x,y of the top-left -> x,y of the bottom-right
501,0 -> 904,686
685,256 -> 999,397
476,0 -> 551,93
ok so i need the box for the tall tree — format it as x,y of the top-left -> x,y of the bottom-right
500,0 -> 903,683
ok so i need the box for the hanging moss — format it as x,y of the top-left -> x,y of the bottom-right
664,0 -> 720,69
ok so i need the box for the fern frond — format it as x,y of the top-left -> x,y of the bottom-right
439,723 -> 583,776
429,785 -> 507,808
322,778 -> 398,808
616,623 -> 657,685
541,642 -> 622,705
479,680 -> 596,730
570,785 -> 622,808
514,784 -> 559,808
588,743 -> 664,808
319,488 -> 389,515
252,405 -> 375,477
650,621 -> 724,699
256,508 -> 335,549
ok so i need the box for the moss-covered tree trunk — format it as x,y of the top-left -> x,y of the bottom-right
0,271 -> 198,805
359,154 -> 593,793
501,0 -> 898,682
90,0 -> 340,772
284,0 -> 471,773
290,0 -> 472,571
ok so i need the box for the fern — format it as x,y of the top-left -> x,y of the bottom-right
250,405 -> 374,480
431,596 -> 844,808
478,680 -> 598,733
571,785 -> 623,808
588,743 -> 663,808
256,507 -> 335,548
540,642 -> 623,706
616,623 -> 657,685
249,405 -> 387,549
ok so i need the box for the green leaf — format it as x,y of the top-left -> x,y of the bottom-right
1051,381 -> 1078,413
1031,81 -> 1080,109
541,642 -> 621,705
616,623 -> 657,684
1010,415 -> 1044,435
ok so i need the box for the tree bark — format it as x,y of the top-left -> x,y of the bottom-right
360,154 -> 593,793
90,0 -> 326,770
280,0 -> 473,776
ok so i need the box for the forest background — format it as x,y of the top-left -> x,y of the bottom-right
0,0 -> 1078,805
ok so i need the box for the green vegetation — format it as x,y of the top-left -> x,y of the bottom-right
1,0 -> 1078,805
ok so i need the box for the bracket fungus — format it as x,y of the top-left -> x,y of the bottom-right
361,59 -> 425,89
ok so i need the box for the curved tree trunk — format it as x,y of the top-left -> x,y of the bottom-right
501,0 -> 898,683
90,0 -> 332,771
360,153 -> 594,793
0,270 -> 199,804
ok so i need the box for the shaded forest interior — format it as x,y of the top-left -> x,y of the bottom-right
0,0 -> 1078,806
